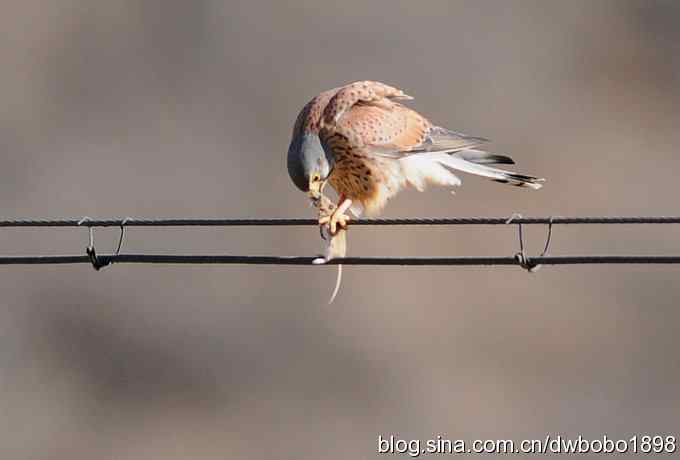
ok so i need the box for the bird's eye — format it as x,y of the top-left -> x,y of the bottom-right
312,173 -> 321,182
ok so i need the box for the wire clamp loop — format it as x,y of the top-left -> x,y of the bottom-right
506,213 -> 538,272
540,216 -> 554,257
78,217 -> 110,271
513,251 -> 539,272
506,214 -> 556,272
114,217 -> 133,259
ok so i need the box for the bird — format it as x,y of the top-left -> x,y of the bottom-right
287,80 -> 544,234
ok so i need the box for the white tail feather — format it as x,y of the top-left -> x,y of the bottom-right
418,151 -> 544,190
400,153 -> 462,191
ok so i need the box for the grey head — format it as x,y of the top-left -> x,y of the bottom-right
287,132 -> 335,192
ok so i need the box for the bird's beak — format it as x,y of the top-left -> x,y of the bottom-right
307,177 -> 327,201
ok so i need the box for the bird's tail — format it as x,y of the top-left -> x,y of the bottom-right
437,150 -> 544,189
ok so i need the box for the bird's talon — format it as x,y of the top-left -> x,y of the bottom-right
324,211 -> 350,236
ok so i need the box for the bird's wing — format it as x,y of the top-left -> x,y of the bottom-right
296,81 -> 406,137
320,81 -> 488,158
328,103 -> 488,158
293,88 -> 340,136
408,126 -> 490,154
321,80 -> 413,126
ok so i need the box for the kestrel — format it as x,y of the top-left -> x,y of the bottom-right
287,81 -> 544,234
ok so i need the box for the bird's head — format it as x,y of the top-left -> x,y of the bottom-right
287,132 -> 334,198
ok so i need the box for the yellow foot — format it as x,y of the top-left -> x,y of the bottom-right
319,210 -> 350,235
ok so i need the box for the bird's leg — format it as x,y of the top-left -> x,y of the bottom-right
318,194 -> 352,235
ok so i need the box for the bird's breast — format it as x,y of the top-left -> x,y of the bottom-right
329,151 -> 376,201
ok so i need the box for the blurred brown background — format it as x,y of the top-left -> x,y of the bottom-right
1,1 -> 679,458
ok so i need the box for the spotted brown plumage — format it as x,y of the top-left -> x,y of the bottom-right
287,80 -> 544,233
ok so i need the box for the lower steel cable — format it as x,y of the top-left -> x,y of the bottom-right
0,254 -> 679,265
